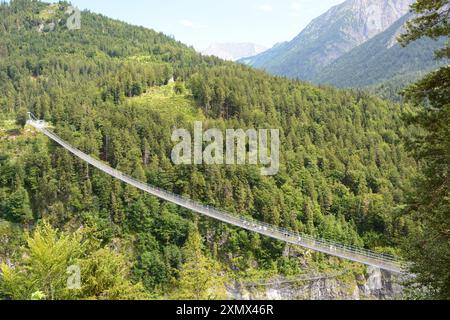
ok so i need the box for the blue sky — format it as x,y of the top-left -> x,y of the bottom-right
49,0 -> 345,50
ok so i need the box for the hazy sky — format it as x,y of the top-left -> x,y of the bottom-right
47,0 -> 346,50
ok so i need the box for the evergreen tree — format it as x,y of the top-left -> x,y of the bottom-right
399,0 -> 450,299
174,226 -> 226,300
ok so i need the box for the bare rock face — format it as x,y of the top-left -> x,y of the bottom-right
243,0 -> 414,80
227,267 -> 404,300
341,0 -> 413,43
358,267 -> 404,299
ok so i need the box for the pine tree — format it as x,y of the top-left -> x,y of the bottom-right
174,226 -> 226,300
399,0 -> 450,299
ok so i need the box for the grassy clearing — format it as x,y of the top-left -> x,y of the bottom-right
125,55 -> 160,64
0,118 -> 38,143
0,119 -> 18,131
37,3 -> 60,22
127,83 -> 205,123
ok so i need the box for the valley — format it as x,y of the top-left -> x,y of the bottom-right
0,0 -> 448,301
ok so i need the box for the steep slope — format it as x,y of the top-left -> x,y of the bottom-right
201,42 -> 267,61
241,0 -> 413,80
312,13 -> 448,88
0,0 -> 417,298
239,41 -> 288,67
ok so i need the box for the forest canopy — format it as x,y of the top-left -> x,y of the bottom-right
0,0 -> 440,299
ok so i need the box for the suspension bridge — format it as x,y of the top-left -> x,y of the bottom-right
27,114 -> 405,274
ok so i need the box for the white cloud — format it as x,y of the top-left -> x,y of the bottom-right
258,4 -> 273,13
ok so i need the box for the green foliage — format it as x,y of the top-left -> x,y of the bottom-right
127,83 -> 205,123
172,226 -> 227,300
0,0 -> 425,299
402,66 -> 450,299
399,0 -> 450,300
0,220 -> 25,267
0,221 -> 148,300
0,186 -> 33,223
399,0 -> 450,57
15,107 -> 28,127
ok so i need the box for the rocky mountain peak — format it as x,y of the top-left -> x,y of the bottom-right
242,0 -> 415,80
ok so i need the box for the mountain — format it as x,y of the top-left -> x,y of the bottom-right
239,41 -> 288,66
312,13 -> 447,89
201,42 -> 267,61
241,0 -> 414,80
0,0 -> 418,299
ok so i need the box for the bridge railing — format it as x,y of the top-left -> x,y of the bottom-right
113,170 -> 400,263
28,120 -> 404,272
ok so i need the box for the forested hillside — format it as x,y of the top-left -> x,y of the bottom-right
240,0 -> 446,102
0,0 -> 419,299
313,13 -> 447,94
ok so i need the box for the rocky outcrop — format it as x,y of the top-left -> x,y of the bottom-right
227,267 -> 404,300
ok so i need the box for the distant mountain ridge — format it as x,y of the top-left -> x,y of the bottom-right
202,42 -> 267,61
312,13 -> 448,88
241,0 -> 414,80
